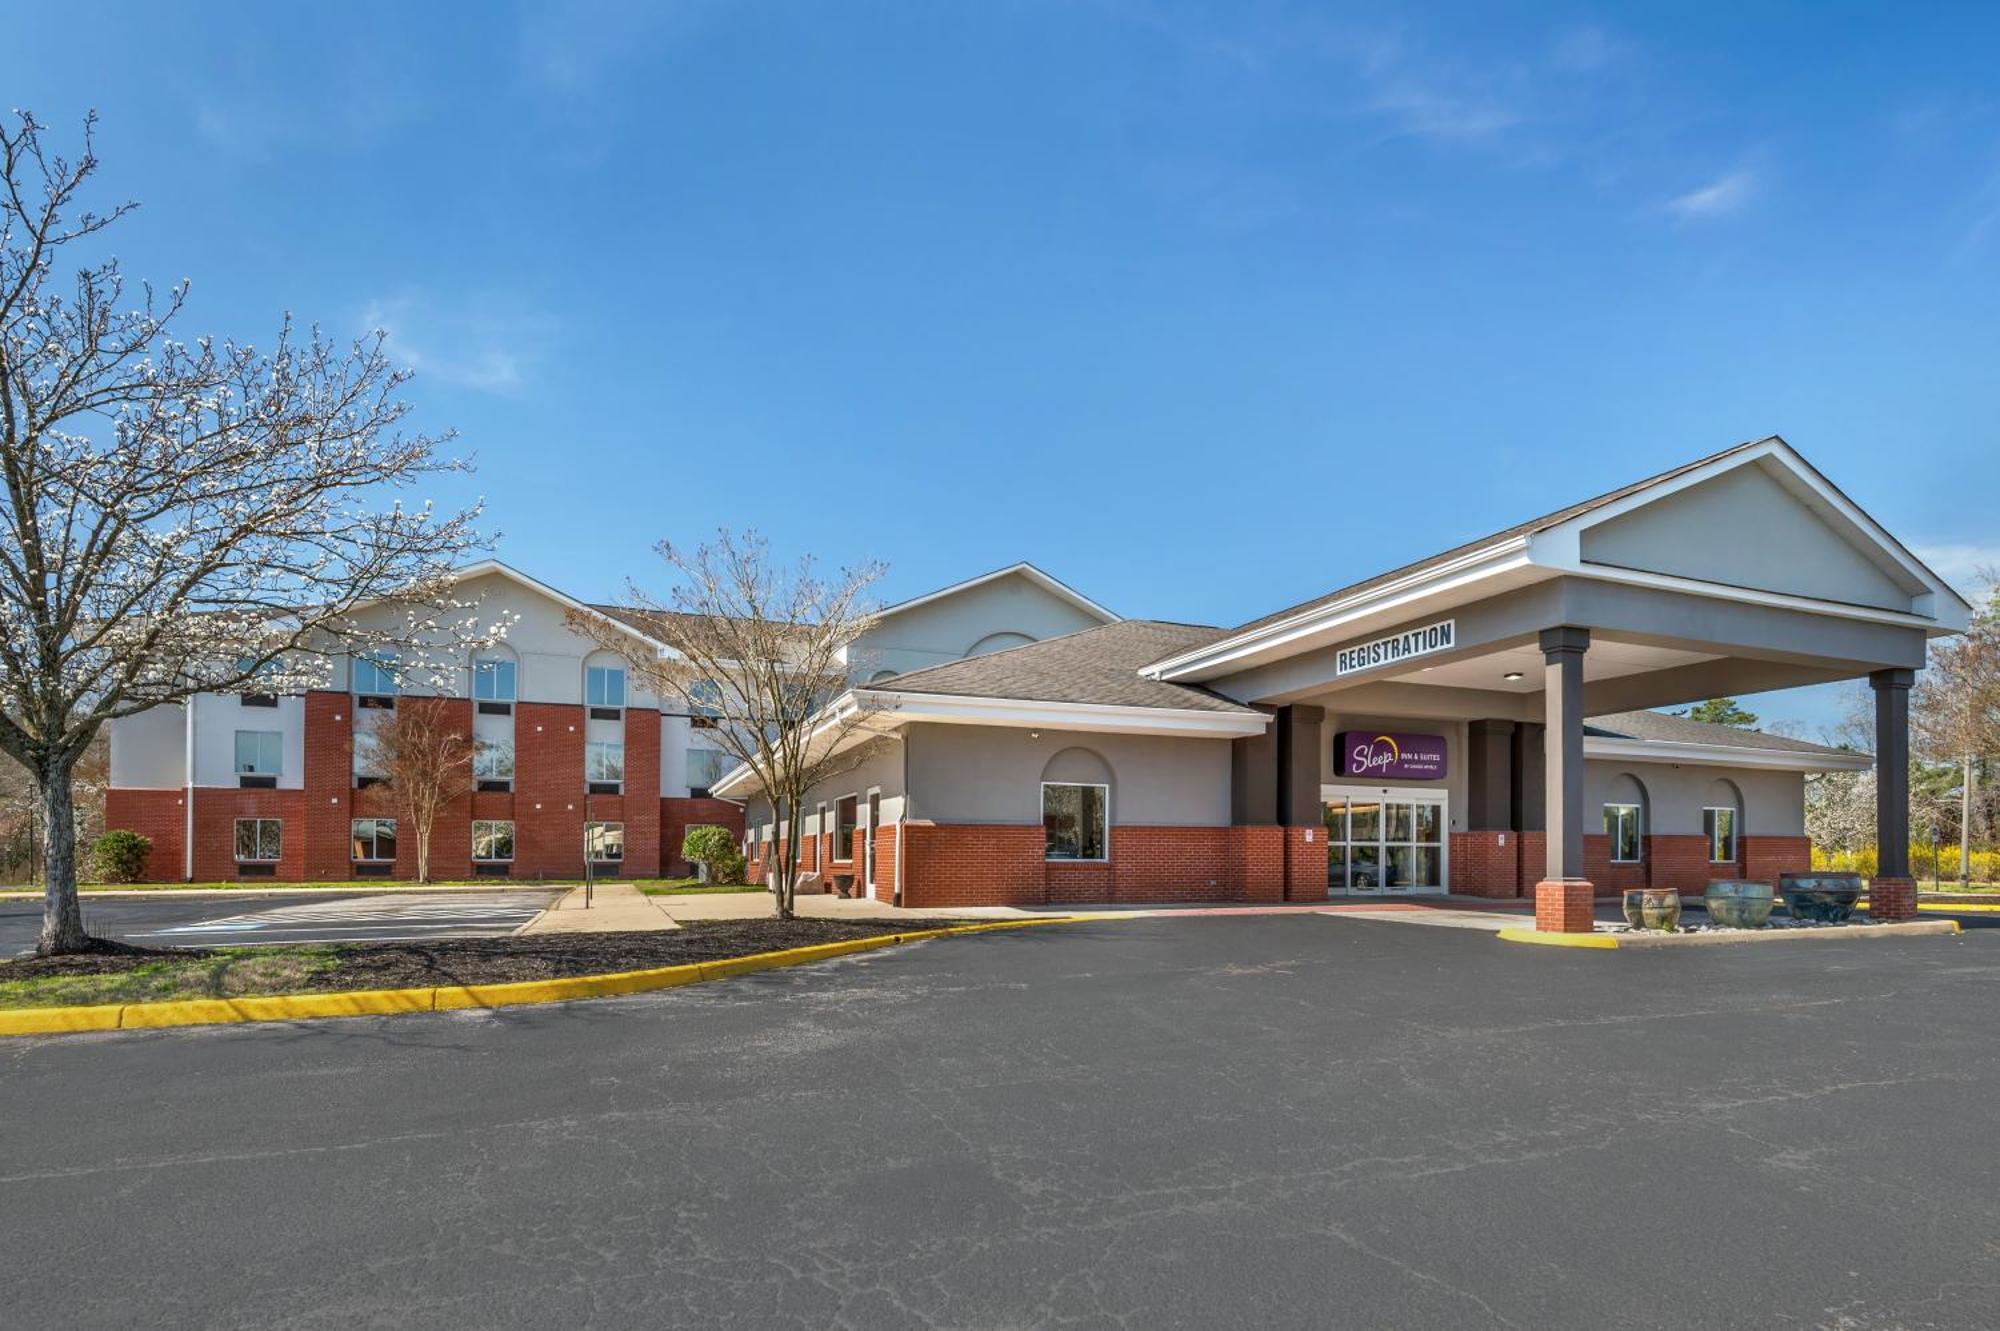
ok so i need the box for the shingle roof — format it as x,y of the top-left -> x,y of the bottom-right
1585,709 -> 1857,759
873,621 -> 1261,714
1218,436 -> 1777,640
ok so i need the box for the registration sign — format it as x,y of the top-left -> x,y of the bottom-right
1333,619 -> 1456,677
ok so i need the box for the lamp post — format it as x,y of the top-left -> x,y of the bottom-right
1929,824 -> 1941,895
583,788 -> 595,910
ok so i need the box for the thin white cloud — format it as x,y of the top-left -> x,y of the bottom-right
1665,169 -> 1756,220
360,295 -> 554,395
1913,543 -> 2000,598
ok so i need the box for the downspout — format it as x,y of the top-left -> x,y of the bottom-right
183,693 -> 196,882
894,728 -> 908,907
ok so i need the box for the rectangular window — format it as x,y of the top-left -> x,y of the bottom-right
585,821 -> 625,862
689,678 -> 724,729
586,741 -> 625,788
833,794 -> 858,863
353,653 -> 398,698
1604,803 -> 1642,863
351,818 -> 398,862
473,657 -> 517,702
234,730 -> 283,776
234,817 -> 282,862
686,748 -> 728,794
1704,807 -> 1738,863
475,739 -> 515,781
1043,783 -> 1109,862
472,819 -> 516,862
586,665 -> 626,709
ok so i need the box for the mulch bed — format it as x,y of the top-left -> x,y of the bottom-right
4,918 -> 986,992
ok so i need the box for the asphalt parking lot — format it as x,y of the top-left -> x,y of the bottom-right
4,912 -> 1997,1329
0,890 -> 560,955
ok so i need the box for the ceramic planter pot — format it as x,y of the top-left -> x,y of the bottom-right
1703,879 -> 1775,929
1780,872 -> 1863,924
1621,887 -> 1682,930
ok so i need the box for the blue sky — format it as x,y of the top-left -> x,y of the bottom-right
9,2 -> 1998,735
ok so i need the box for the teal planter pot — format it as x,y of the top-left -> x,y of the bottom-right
1621,887 -> 1681,930
1780,873 -> 1863,923
1703,880 -> 1775,929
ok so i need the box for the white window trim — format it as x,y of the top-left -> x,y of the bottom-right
233,729 -> 283,776
234,817 -> 283,862
473,656 -> 518,702
831,793 -> 859,864
1604,803 -> 1643,863
585,820 -> 626,862
351,817 -> 398,863
1041,780 -> 1111,864
472,819 -> 516,863
586,740 -> 626,789
586,664 -> 628,711
864,788 -> 881,892
354,653 -> 399,698
1703,806 -> 1739,863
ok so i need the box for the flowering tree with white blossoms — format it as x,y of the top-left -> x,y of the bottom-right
0,113 -> 493,954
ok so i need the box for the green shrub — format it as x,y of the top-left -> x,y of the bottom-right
92,830 -> 153,884
682,824 -> 740,883
710,847 -> 748,886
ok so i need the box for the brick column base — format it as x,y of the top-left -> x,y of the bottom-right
1868,876 -> 1918,923
1535,878 -> 1597,933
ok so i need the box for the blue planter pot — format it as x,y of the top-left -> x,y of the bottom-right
1703,880 -> 1775,928
1780,873 -> 1863,924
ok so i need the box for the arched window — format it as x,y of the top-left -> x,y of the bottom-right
868,669 -> 899,685
1041,747 -> 1113,862
583,650 -> 627,717
967,631 -> 1035,658
1704,778 -> 1744,864
1602,773 -> 1649,864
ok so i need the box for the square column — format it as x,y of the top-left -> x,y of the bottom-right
1536,626 -> 1594,932
1870,668 -> 1918,921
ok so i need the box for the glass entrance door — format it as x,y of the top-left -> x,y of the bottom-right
1324,789 -> 1447,895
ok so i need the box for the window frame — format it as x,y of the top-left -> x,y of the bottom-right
585,664 -> 627,710
586,740 -> 625,790
233,729 -> 284,777
1603,802 -> 1643,864
353,652 -> 399,699
1042,781 -> 1110,863
473,656 -> 517,703
585,820 -> 626,863
832,793 -> 859,864
474,737 -> 516,781
350,817 -> 398,863
686,747 -> 728,796
472,819 -> 516,863
234,817 -> 283,863
1703,806 -> 1738,864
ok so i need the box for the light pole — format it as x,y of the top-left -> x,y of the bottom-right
1928,824 -> 1941,895
583,788 -> 595,910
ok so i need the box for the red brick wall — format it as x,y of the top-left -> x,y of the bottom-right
191,787 -> 308,881
1743,834 -> 1809,884
515,701 -> 586,878
622,708 -> 662,877
1449,831 -> 1524,899
662,797 -> 747,878
1284,826 -> 1327,902
1235,825 -> 1287,901
1647,834 -> 1727,895
1109,826 -> 1233,901
901,823 -> 1047,908
1584,833 -> 1650,894
304,691 -> 353,880
103,788 -> 186,881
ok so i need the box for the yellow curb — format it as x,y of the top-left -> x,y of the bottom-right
1496,928 -> 1621,949
0,917 -> 1079,1037
1918,902 -> 2000,912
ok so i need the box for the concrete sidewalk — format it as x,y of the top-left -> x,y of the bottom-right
517,882 -> 681,934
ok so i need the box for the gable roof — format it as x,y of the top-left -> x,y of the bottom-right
1145,435 -> 1970,682
1584,709 -> 1871,771
874,561 -> 1119,625
875,620 -> 1257,714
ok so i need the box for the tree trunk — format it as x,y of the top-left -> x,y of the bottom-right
1963,753 -> 1975,887
415,813 -> 431,885
37,755 -> 88,956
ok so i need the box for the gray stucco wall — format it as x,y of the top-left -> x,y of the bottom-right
1579,461 -> 1918,613
1582,759 -> 1804,837
851,573 -> 1108,682
743,737 -> 906,846
905,723 -> 1232,827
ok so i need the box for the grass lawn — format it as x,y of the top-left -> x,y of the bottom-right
638,881 -> 764,896
2,879 -> 766,894
0,947 -> 342,1008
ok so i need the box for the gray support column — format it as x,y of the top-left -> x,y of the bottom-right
1872,668 -> 1914,879
1465,719 -> 1517,831
1275,704 -> 1326,827
1540,627 -> 1590,882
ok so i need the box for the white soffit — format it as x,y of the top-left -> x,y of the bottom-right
1391,641 -> 1724,693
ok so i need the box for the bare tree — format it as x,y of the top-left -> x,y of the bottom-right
1913,574 -> 2000,885
364,697 -> 475,885
567,530 -> 883,919
0,113 -> 491,954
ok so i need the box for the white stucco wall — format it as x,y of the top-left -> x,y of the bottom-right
850,571 -> 1108,682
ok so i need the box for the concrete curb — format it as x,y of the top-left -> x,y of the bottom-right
0,918 -> 1078,1038
1497,919 -> 1960,950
